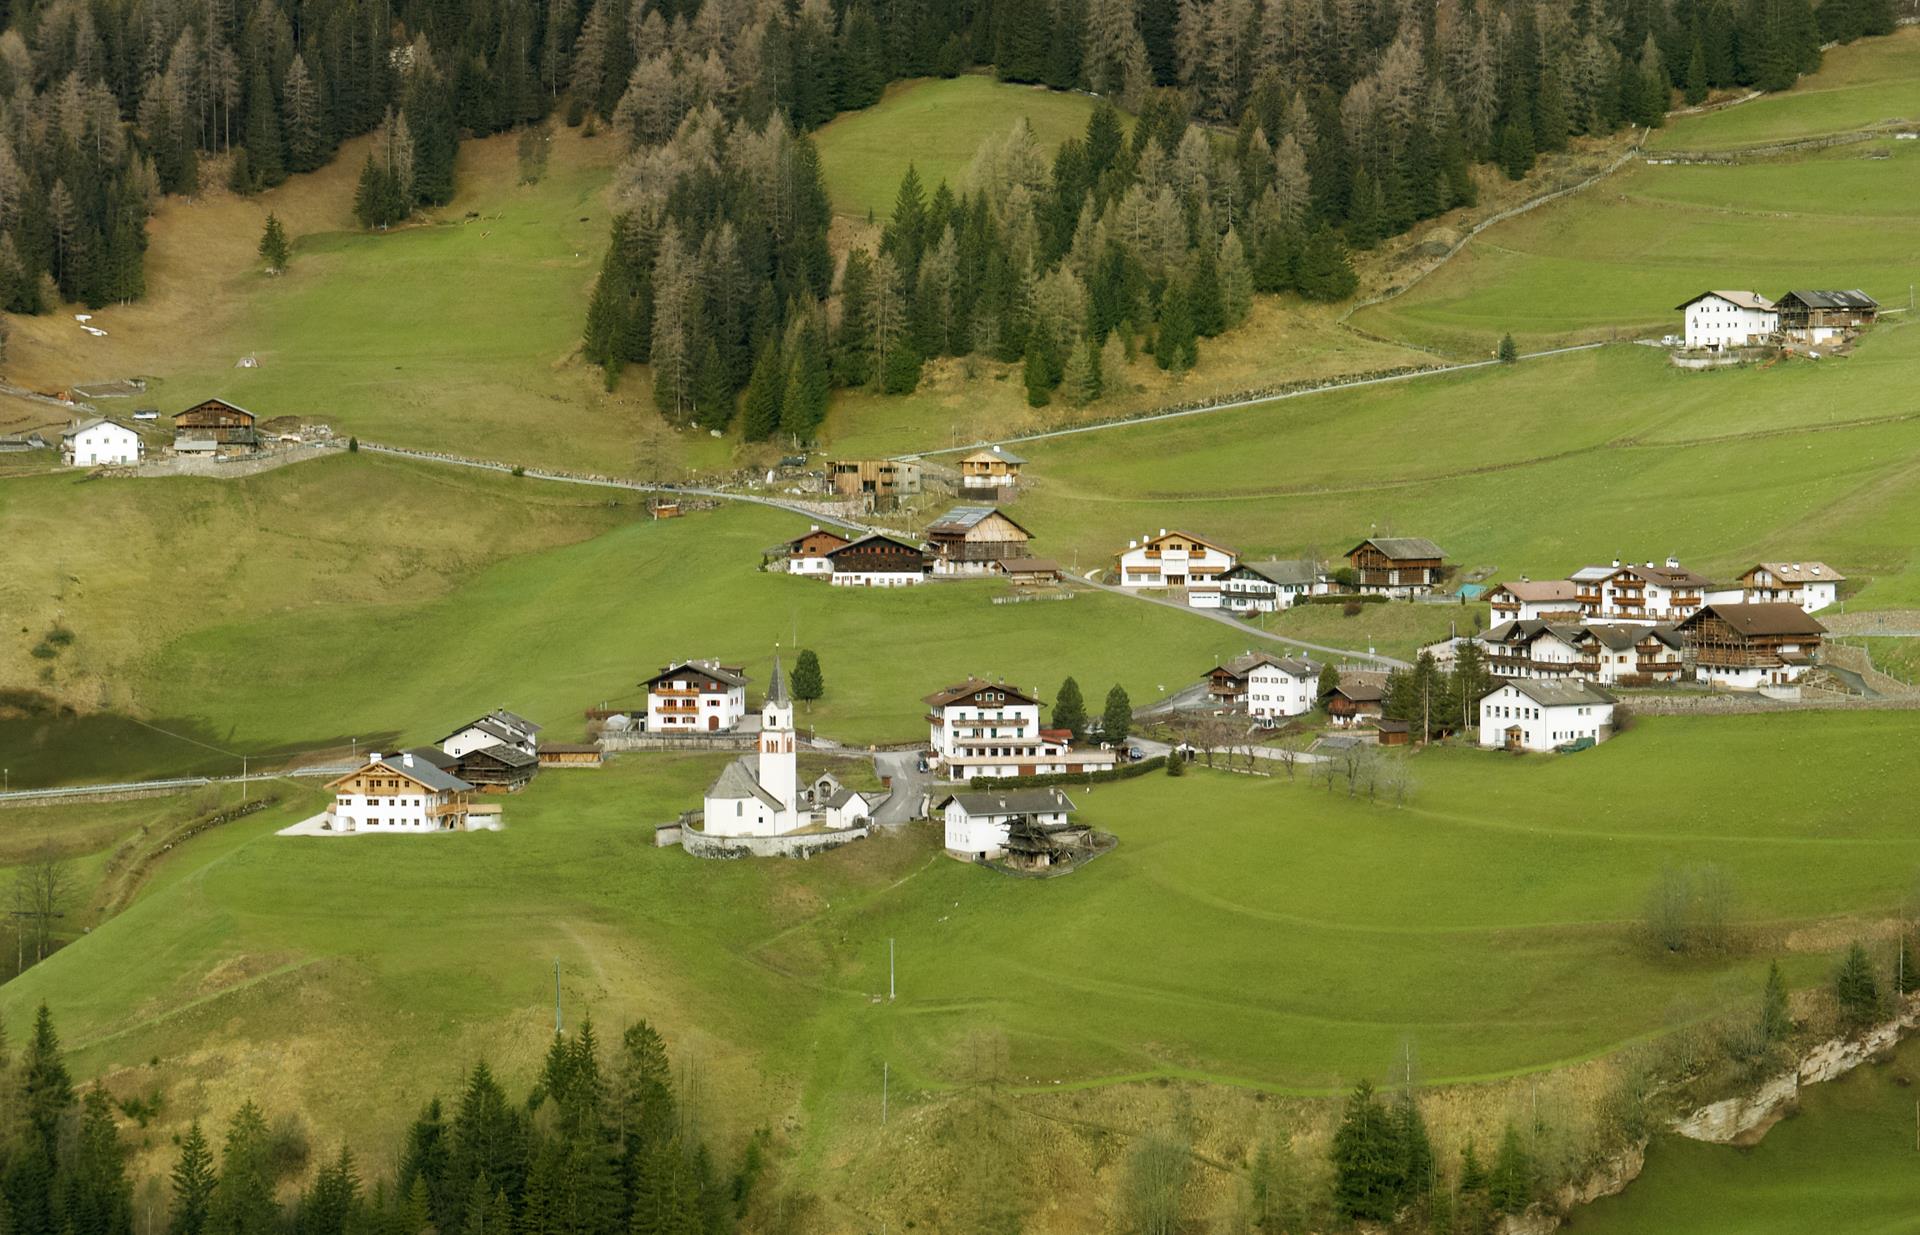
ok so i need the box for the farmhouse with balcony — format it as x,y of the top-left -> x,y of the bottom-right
321,750 -> 501,832
172,398 -> 260,456
1481,621 -> 1684,685
60,417 -> 143,466
1674,291 -> 1776,350
937,787 -> 1082,864
1115,530 -> 1238,607
783,526 -> 851,577
829,458 -> 921,508
1677,603 -> 1827,689
1570,558 -> 1719,624
1324,673 -> 1387,728
643,661 -> 749,732
1775,290 -> 1877,344
828,533 -> 928,586
958,446 -> 1025,496
1205,652 -> 1322,722
1738,562 -> 1844,613
1487,579 -> 1581,623
926,507 -> 1033,576
436,709 -> 543,791
925,678 -> 1117,782
1478,680 -> 1616,753
1219,559 -> 1322,613
1343,537 -> 1448,598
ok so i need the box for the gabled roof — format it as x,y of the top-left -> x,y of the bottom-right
642,660 -> 748,689
926,506 -> 1032,537
1581,623 -> 1683,652
439,716 -> 528,747
1674,290 -> 1774,312
1617,562 -> 1714,589
1328,671 -> 1387,704
1234,559 -> 1321,586
461,743 -> 538,769
1490,579 -> 1579,603
924,678 -> 1041,709
962,446 -> 1027,465
829,533 -> 925,561
327,753 -> 473,793
935,788 -> 1077,816
1679,603 -> 1827,637
823,786 -> 870,808
1133,529 -> 1235,555
489,708 -> 542,735
1486,679 -> 1617,708
706,759 -> 784,811
174,397 -> 256,422
61,416 -> 139,439
788,527 -> 852,551
1778,289 -> 1878,310
1346,536 -> 1447,561
405,746 -> 462,771
1213,651 -> 1319,681
1743,561 -> 1845,584
996,557 -> 1061,574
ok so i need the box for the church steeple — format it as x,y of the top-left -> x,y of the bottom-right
768,652 -> 789,706
757,649 -> 797,828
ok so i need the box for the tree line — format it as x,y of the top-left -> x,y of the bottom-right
0,1003 -> 739,1235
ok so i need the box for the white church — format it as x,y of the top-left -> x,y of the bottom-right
701,653 -> 802,836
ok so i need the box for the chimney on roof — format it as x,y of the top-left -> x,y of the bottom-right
1792,562 -> 1801,572
403,752 -> 414,768
1160,528 -> 1167,537
370,752 -> 383,763
1666,556 -> 1679,569
1612,557 -> 1621,568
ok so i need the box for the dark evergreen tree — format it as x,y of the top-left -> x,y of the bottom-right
693,340 -> 735,432
741,340 -> 786,442
1101,684 -> 1132,746
1331,1081 -> 1403,1222
258,214 -> 291,274
1835,940 -> 1882,1028
169,1123 -> 217,1235
1051,677 -> 1087,740
791,650 -> 824,706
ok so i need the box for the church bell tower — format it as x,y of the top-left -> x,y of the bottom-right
758,651 -> 797,829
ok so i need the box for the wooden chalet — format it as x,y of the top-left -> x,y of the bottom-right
829,458 -> 921,508
537,743 -> 603,768
1775,290 -> 1877,341
454,743 -> 539,792
788,527 -> 852,558
1344,537 -> 1448,595
172,398 -> 259,454
925,506 -> 1033,574
828,533 -> 926,577
1487,579 -> 1580,623
1324,672 -> 1387,727
1374,719 -> 1410,746
1677,603 -> 1827,687
959,446 -> 1026,496
995,557 -> 1061,585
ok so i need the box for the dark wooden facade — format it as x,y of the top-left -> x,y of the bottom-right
926,508 -> 1032,565
1776,290 -> 1877,337
1343,537 -> 1447,591
1678,605 -> 1824,672
456,745 -> 538,792
173,398 -> 259,452
789,528 -> 851,558
829,534 -> 925,574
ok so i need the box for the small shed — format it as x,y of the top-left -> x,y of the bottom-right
538,743 -> 604,768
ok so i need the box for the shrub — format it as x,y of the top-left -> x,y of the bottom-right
347,436 -> 359,452
511,465 -> 526,477
967,756 -> 1166,791
1341,600 -> 1363,617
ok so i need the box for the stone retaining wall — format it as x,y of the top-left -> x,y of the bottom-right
681,823 -> 870,859
1629,692 -> 1920,716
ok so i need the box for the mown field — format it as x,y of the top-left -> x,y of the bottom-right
1569,1032 -> 1920,1234
813,74 -> 1104,218
7,710 -> 1919,1210
1005,320 -> 1920,608
1352,32 -> 1920,356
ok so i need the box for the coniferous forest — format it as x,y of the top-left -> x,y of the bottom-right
1,1003 -> 738,1235
574,0 -> 1880,437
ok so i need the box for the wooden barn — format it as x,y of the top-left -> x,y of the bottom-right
1775,290 -> 1878,343
454,743 -> 539,792
1325,672 -> 1387,728
537,743 -> 603,768
172,398 -> 260,455
828,533 -> 927,587
1677,603 -> 1827,690
1344,537 -> 1449,597
829,458 -> 921,509
926,506 -> 1033,576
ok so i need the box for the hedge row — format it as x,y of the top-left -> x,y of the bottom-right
966,756 -> 1168,791
1303,593 -> 1389,606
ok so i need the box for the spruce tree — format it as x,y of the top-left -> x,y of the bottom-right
791,650 -> 824,707
1684,41 -> 1710,105
169,1122 -> 217,1235
1835,940 -> 1881,1028
780,329 -> 830,443
1498,118 -> 1535,180
1318,661 -> 1341,702
1189,240 -> 1225,335
1760,958 -> 1792,1042
258,214 -> 290,275
1297,226 -> 1357,302
1101,684 -> 1132,747
1488,1124 -> 1531,1214
692,340 -> 734,431
1498,333 -> 1518,363
1052,677 -> 1087,740
1061,335 -> 1100,405
741,340 -> 785,442
1153,279 -> 1196,371
242,66 -> 287,190
1331,1080 -> 1402,1221
1023,336 -> 1053,406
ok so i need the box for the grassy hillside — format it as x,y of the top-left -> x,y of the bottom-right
1646,26 -> 1920,152
8,712 -> 1919,1206
1351,32 -> 1920,355
813,75 -> 1104,218
1571,1032 -> 1920,1233
1005,322 -> 1920,607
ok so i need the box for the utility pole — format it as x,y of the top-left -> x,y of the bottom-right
241,755 -> 248,801
554,959 -> 563,1034
882,1061 -> 889,1125
889,937 -> 896,1001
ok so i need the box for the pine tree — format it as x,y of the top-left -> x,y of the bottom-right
1296,226 -> 1357,302
1061,335 -> 1100,405
1488,1124 -> 1531,1214
791,650 -> 824,707
1023,336 -> 1054,406
882,342 -> 923,395
1835,940 -> 1881,1029
741,340 -> 785,442
169,1123 -> 217,1235
1331,1080 -> 1402,1221
1498,117 -> 1535,180
1684,40 -> 1710,105
1318,661 -> 1341,702
1760,958 -> 1792,1042
780,328 -> 830,442
242,66 -> 286,189
1218,227 -> 1253,328
1052,677 -> 1087,740
1188,239 -> 1224,335
258,214 -> 290,274
1153,278 -> 1196,371
1498,333 -> 1518,363
692,340 -> 734,431
1102,684 -> 1133,746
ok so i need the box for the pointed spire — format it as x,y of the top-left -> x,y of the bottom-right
768,651 -> 789,706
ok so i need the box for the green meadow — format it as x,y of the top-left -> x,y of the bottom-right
813,75 -> 1104,218
1006,321 -> 1920,607
8,710 -> 1920,1195
1569,1033 -> 1920,1234
1646,26 -> 1920,152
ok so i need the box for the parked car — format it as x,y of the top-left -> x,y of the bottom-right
1127,746 -> 1145,762
916,756 -> 930,773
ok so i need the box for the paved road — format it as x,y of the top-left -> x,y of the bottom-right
904,343 -> 1606,460
1077,577 -> 1410,669
872,750 -> 934,825
0,764 -> 357,804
